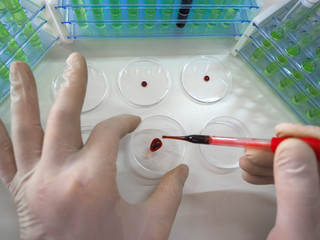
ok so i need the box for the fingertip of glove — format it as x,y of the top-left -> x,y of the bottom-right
9,61 -> 29,81
275,123 -> 294,136
275,138 -> 317,169
66,52 -> 86,68
159,164 -> 189,193
175,164 -> 189,184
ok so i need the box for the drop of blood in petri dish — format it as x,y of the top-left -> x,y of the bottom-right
204,75 -> 210,82
141,81 -> 148,87
150,138 -> 162,152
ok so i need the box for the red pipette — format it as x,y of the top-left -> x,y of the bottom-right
162,135 -> 320,161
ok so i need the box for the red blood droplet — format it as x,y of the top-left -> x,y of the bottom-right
204,75 -> 210,82
150,138 -> 162,152
141,81 -> 148,87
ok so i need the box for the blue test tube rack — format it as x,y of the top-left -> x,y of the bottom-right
55,0 -> 263,39
0,0 -> 59,103
232,0 -> 320,125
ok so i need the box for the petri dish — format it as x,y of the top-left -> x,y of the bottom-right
200,116 -> 250,171
130,115 -> 186,179
118,58 -> 171,107
181,56 -> 232,103
52,64 -> 109,113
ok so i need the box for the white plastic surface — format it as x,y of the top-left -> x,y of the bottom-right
0,0 -> 301,239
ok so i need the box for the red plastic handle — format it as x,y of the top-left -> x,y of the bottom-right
271,137 -> 320,162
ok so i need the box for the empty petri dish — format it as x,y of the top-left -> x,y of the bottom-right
52,64 -> 109,113
118,58 -> 171,107
130,115 -> 186,179
200,116 -> 250,171
181,56 -> 232,103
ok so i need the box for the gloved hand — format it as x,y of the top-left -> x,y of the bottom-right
0,53 -> 189,240
240,123 -> 320,239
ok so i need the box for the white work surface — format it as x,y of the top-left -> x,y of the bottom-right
0,1 -> 302,239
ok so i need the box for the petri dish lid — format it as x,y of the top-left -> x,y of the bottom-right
181,56 -> 232,103
52,64 -> 109,113
200,116 -> 250,170
118,58 -> 171,107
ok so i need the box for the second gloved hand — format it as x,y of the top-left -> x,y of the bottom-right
240,123 -> 320,239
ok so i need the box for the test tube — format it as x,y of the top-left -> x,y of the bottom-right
3,0 -> 42,48
3,0 -> 28,25
161,0 -> 174,29
290,57 -> 318,104
307,84 -> 320,97
261,44 -> 298,76
263,62 -> 279,75
207,0 -> 224,28
292,91 -> 309,104
269,27 -> 285,41
144,0 -> 156,30
307,108 -> 320,120
251,48 -> 265,61
265,47 -> 316,85
291,69 -> 304,81
90,0 -> 106,28
278,76 -> 294,90
0,1 -> 7,16
251,39 -> 273,62
279,61 -> 317,91
279,0 -> 319,33
0,22 -> 28,62
221,9 -> 238,28
192,0 -> 209,28
206,9 -> 222,28
284,24 -> 320,59
315,46 -> 320,61
302,58 -> 316,73
291,84 -> 319,105
109,0 -> 122,30
221,0 -> 243,28
128,0 -> 139,30
24,22 -> 43,48
296,24 -> 320,48
0,2 -> 14,28
0,61 -> 10,81
263,50 -> 290,75
176,0 -> 193,28
261,42 -> 302,75
71,0 -> 89,29
285,42 -> 301,58
192,9 -> 205,28
298,31 -> 312,47
276,54 -> 289,66
278,70 -> 303,91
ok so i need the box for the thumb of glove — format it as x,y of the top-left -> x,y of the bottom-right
268,139 -> 320,240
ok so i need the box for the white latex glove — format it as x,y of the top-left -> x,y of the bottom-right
0,53 -> 189,240
240,123 -> 320,239
268,123 -> 320,240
